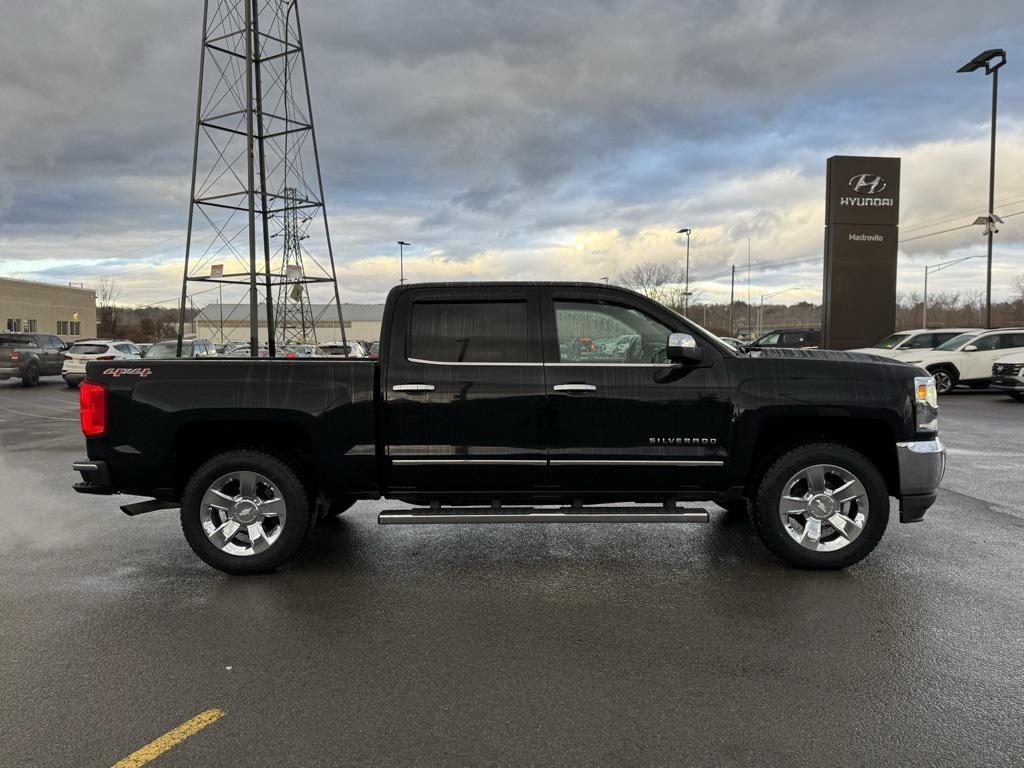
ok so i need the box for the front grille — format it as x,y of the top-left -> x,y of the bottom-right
993,363 -> 1023,375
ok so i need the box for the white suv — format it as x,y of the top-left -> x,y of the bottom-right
901,328 -> 1024,394
62,339 -> 143,388
992,352 -> 1024,401
849,328 -> 980,359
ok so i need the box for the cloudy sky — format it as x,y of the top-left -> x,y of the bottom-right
1,0 -> 1023,308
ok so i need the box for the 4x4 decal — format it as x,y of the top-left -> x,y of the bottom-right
102,367 -> 153,378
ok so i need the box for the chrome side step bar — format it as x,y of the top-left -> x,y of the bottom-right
379,505 -> 709,525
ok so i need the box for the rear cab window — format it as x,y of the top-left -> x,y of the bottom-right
408,298 -> 538,363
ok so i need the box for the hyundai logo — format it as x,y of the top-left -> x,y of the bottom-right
849,173 -> 887,195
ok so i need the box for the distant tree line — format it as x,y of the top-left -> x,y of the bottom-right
617,262 -> 1024,338
95,278 -> 193,342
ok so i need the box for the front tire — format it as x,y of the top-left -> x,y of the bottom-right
180,450 -> 313,574
928,365 -> 957,394
750,443 -> 889,570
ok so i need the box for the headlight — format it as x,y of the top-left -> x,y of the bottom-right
915,376 -> 938,432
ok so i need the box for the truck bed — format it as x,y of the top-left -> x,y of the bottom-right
84,358 -> 378,500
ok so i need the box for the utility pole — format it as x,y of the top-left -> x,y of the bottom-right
729,265 -> 736,337
677,228 -> 692,316
398,241 -> 411,284
747,237 -> 752,337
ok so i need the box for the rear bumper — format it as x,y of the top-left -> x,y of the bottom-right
896,439 -> 945,523
0,365 -> 20,379
72,460 -> 115,495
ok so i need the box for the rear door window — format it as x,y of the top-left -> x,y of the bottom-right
998,333 -> 1024,349
409,301 -> 535,363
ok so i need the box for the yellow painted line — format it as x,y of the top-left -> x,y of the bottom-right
111,708 -> 225,768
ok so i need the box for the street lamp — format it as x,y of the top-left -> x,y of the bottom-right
923,255 -> 985,328
759,288 -> 791,336
397,241 -> 411,284
677,228 -> 692,316
957,48 -> 1006,328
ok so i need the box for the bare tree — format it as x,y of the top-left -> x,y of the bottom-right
1013,272 -> 1024,303
616,262 -> 681,303
96,278 -> 121,338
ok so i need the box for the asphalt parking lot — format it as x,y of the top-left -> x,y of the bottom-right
1,378 -> 1022,767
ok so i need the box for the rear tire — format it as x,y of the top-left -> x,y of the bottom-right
21,364 -> 39,388
749,442 -> 889,570
1009,392 -> 1024,402
180,450 -> 313,574
65,378 -> 80,389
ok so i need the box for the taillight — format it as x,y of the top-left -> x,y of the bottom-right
64,354 -> 71,360
9,350 -> 18,362
79,381 -> 107,437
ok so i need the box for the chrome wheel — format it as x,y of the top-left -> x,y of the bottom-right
778,464 -> 868,553
932,369 -> 954,394
199,471 -> 287,557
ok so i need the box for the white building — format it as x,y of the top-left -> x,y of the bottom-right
193,302 -> 385,344
1,276 -> 97,341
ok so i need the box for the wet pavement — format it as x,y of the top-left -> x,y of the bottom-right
1,379 -> 1022,767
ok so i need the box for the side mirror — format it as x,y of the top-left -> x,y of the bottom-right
963,344 -> 978,352
666,333 -> 703,364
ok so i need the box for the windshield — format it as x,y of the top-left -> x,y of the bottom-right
873,333 -> 910,349
935,332 -> 977,352
752,332 -> 780,347
145,342 -> 191,359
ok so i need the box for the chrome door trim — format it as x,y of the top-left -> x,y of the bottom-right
407,357 -> 542,367
549,459 -> 724,467
390,458 -> 548,466
546,362 -> 677,368
392,383 -> 436,392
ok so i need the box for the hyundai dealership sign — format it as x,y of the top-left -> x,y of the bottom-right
822,156 -> 901,349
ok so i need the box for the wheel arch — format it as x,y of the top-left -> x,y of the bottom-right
740,413 -> 899,498
173,420 -> 316,499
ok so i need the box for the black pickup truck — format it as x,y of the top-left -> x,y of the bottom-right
73,282 -> 945,574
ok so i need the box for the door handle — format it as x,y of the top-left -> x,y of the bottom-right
393,383 -> 435,392
553,383 -> 597,392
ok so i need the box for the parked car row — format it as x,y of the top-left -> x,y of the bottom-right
715,325 -> 1024,400
852,327 -> 1024,398
0,332 -> 380,388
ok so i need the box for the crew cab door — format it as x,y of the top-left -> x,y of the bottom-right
383,287 -> 548,495
541,287 -> 731,496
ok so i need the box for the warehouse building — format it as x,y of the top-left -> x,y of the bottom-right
193,302 -> 385,344
0,276 -> 97,341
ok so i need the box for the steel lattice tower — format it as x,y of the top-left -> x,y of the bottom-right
275,186 -> 318,345
176,0 -> 346,356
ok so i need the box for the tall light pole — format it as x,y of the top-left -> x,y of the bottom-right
677,228 -> 692,316
958,48 -> 1006,328
729,265 -> 736,337
397,241 -> 411,285
923,255 -> 985,328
